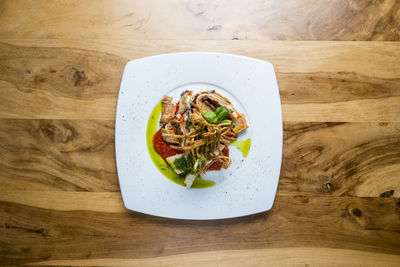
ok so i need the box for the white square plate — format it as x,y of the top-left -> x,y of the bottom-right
115,52 -> 282,220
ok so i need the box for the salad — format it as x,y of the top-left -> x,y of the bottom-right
152,90 -> 248,188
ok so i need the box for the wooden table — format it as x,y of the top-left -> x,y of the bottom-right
1,1 -> 399,266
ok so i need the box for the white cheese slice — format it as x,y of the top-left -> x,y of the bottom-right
184,174 -> 197,188
166,154 -> 184,174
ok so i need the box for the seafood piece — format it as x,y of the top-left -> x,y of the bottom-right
161,123 -> 180,144
232,115 -> 248,134
160,96 -> 176,125
195,92 -> 237,117
194,92 -> 214,114
178,90 -> 193,114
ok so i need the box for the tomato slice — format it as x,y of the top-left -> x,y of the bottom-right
152,129 -> 181,161
207,146 -> 229,171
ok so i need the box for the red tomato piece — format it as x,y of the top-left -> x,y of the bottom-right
152,129 -> 181,161
207,146 -> 229,171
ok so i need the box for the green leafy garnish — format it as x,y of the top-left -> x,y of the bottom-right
193,159 -> 200,172
215,106 -> 225,115
215,108 -> 228,123
193,155 -> 207,173
203,107 -> 229,124
173,154 -> 194,175
173,157 -> 189,172
220,119 -> 232,124
202,111 -> 217,123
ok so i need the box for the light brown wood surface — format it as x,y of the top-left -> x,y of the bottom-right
0,0 -> 399,266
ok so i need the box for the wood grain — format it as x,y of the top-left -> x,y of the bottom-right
1,0 -> 400,265
0,0 -> 399,41
0,120 -> 118,191
21,248 -> 400,267
0,120 -> 399,198
1,40 -> 399,121
281,122 -> 400,197
0,191 -> 125,213
1,194 -> 399,265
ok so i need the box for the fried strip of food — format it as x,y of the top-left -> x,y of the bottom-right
160,96 -> 176,125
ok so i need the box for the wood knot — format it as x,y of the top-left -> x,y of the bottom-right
352,208 -> 362,217
39,121 -> 74,143
379,122 -> 389,127
40,124 -> 57,142
69,67 -> 88,87
380,190 -> 394,198
340,208 -> 350,218
325,182 -> 333,192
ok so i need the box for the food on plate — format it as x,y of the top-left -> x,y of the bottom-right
152,90 -> 248,188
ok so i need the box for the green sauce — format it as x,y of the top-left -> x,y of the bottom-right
146,103 -> 215,188
230,138 -> 251,157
